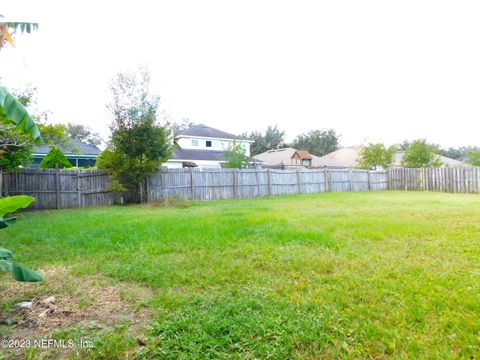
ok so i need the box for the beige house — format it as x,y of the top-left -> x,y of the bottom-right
253,148 -> 321,168
315,146 -> 469,168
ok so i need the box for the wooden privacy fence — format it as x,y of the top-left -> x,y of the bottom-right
0,168 -> 114,210
3,167 -> 480,210
146,168 -> 388,202
388,167 -> 480,193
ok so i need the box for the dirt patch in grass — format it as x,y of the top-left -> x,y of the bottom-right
0,266 -> 153,358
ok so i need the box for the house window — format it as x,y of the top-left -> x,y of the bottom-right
302,159 -> 311,166
192,139 -> 198,146
206,140 -> 212,147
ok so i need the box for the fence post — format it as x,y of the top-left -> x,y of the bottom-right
76,170 -> 81,208
348,168 -> 353,192
323,167 -> 328,192
144,177 -> 149,203
367,170 -> 371,191
327,168 -> 332,192
386,168 -> 391,190
55,166 -> 61,209
267,169 -> 272,196
296,169 -> 301,194
3,173 -> 8,197
233,170 -> 238,198
190,168 -> 195,200
0,171 -> 3,197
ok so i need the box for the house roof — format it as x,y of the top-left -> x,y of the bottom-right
170,146 -> 259,163
170,147 -> 228,162
313,147 -> 360,167
254,147 -> 321,166
293,150 -> 313,159
393,152 -> 468,167
176,124 -> 239,140
315,146 -> 469,168
33,139 -> 101,157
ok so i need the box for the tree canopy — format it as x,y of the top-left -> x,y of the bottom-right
224,141 -> 249,169
291,129 -> 340,157
246,125 -> 285,156
98,67 -> 173,202
466,149 -> 480,166
401,140 -> 442,168
358,143 -> 396,170
66,123 -> 102,147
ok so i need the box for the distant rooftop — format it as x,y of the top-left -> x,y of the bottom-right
176,124 -> 243,140
170,146 -> 257,163
33,139 -> 101,156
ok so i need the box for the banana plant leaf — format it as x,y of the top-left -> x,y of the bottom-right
0,86 -> 41,139
0,196 -> 41,282
0,260 -> 42,282
0,195 -> 35,217
0,247 -> 13,260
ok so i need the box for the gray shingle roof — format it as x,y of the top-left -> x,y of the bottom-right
176,124 -> 238,140
170,147 -> 227,161
33,139 -> 101,156
170,146 -> 258,163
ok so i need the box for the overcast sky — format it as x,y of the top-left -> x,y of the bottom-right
1,0 -> 479,148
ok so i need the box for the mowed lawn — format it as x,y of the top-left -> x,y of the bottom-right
2,191 -> 480,358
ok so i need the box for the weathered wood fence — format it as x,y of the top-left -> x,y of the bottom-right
0,168 -> 114,210
388,167 -> 480,193
3,167 -> 480,210
146,168 -> 388,202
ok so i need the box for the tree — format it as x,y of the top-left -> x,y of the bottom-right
224,140 -> 249,169
247,125 -> 285,156
0,15 -> 38,51
39,146 -> 72,169
401,140 -> 442,168
38,122 -> 71,147
98,67 -> 173,202
0,125 -> 33,171
439,146 -> 479,161
66,123 -> 102,146
169,118 -> 196,134
291,129 -> 340,157
467,149 -> 480,166
358,143 -> 396,170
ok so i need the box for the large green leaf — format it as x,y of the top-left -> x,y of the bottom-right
0,196 -> 35,218
0,216 -> 15,229
0,259 -> 42,282
0,86 -> 41,139
0,247 -> 13,260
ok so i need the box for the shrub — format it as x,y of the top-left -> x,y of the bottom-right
39,146 -> 72,169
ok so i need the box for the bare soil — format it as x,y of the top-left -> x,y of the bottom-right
0,266 -> 153,358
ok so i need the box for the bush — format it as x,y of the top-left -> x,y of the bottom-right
39,146 -> 72,169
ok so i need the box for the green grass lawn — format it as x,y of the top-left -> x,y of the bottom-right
2,191 -> 480,358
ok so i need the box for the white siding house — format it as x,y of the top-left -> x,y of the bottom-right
164,124 -> 254,168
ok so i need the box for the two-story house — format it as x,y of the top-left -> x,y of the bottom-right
164,124 -> 254,168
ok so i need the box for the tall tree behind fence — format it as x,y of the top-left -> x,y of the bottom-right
0,168 -> 114,210
146,168 -> 388,202
388,167 -> 480,193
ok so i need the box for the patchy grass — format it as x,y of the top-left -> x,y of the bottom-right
2,191 -> 480,358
